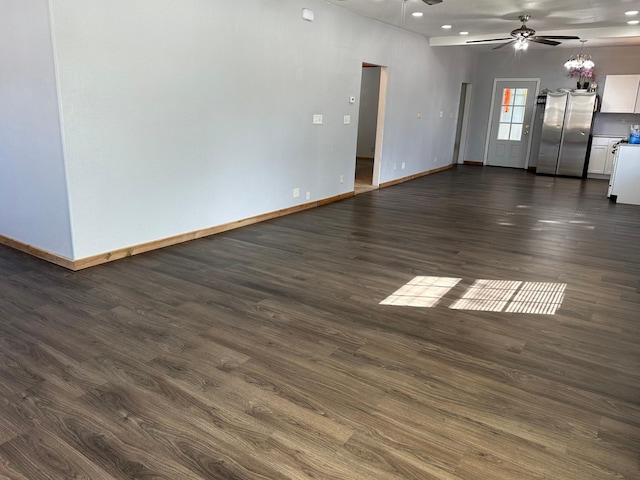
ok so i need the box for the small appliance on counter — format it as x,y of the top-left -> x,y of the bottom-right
630,125 -> 640,144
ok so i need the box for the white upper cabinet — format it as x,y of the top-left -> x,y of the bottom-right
601,75 -> 640,113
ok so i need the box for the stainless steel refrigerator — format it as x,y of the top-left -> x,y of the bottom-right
536,91 -> 597,177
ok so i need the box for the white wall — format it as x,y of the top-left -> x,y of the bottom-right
0,0 -> 73,258
356,67 -> 380,158
464,45 -> 640,163
45,0 -> 475,259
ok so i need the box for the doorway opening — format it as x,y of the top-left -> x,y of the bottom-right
355,63 -> 387,194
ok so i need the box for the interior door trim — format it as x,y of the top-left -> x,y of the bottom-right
483,77 -> 541,167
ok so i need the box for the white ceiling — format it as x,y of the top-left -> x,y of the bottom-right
322,0 -> 640,49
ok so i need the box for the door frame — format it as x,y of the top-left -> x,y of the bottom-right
354,63 -> 387,189
372,66 -> 388,186
483,77 -> 540,168
454,83 -> 472,164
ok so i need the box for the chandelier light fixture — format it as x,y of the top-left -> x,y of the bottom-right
564,39 -> 595,70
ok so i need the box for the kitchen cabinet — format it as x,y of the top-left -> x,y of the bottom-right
588,138 -> 608,174
588,136 -> 623,175
600,75 -> 640,113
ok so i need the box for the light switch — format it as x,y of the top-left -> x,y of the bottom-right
313,114 -> 323,125
344,115 -> 351,125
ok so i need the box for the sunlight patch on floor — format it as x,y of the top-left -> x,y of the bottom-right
450,279 -> 522,312
380,276 -> 461,308
505,282 -> 566,315
381,277 -> 567,315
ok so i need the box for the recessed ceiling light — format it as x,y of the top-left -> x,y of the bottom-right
412,12 -> 424,17
441,24 -> 452,29
625,10 -> 639,16
459,31 -> 469,35
628,20 -> 640,25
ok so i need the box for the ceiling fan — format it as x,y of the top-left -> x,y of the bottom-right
466,15 -> 580,50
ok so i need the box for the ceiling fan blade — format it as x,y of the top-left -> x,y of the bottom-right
530,37 -> 561,46
540,35 -> 580,40
493,40 -> 516,50
466,38 -> 513,44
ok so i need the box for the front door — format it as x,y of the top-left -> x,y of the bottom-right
486,80 -> 538,168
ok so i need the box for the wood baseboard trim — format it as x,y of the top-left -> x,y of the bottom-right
0,234 -> 75,270
463,161 -> 484,166
1,192 -> 355,271
379,164 -> 453,189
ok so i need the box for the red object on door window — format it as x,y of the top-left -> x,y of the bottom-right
503,89 -> 512,113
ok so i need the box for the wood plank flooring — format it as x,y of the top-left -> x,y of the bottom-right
1,165 -> 639,479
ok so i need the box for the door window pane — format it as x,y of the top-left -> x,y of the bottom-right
502,88 -> 515,107
514,89 -> 528,106
498,123 -> 511,140
511,106 -> 525,123
500,109 -> 513,123
497,88 -> 527,141
510,124 -> 523,141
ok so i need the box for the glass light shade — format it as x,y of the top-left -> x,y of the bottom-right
564,53 -> 595,71
514,38 -> 528,50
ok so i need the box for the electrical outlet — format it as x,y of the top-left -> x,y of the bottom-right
339,175 -> 344,184
622,118 -> 627,124
306,191 -> 310,200
393,163 -> 397,170
434,156 -> 437,163
439,111 -> 444,118
401,162 -> 406,169
417,112 -> 422,119
293,188 -> 300,198
344,115 -> 351,125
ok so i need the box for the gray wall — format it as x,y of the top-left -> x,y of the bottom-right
0,0 -> 73,257
45,0 -> 475,259
464,45 -> 640,163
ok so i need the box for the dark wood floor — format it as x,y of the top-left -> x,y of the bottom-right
1,166 -> 639,479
